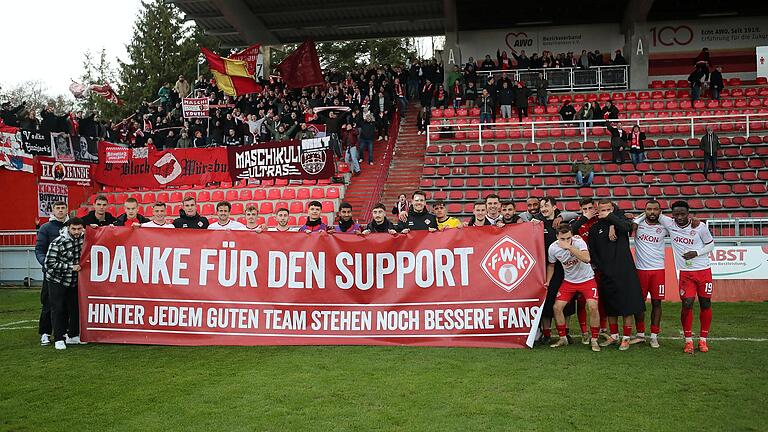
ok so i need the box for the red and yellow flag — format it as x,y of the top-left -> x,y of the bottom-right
200,47 -> 262,96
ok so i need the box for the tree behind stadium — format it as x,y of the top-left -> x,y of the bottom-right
116,0 -> 215,117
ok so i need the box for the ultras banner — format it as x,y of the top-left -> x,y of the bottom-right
227,137 -> 335,181
78,224 -> 546,348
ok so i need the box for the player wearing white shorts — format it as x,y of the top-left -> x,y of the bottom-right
546,224 -> 601,352
632,199 -> 667,348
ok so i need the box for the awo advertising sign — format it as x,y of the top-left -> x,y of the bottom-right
78,225 -> 546,348
36,158 -> 92,186
94,144 -> 229,187
228,137 -> 335,181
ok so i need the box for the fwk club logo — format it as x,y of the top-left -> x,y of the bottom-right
481,236 -> 536,292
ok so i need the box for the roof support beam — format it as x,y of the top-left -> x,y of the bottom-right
211,0 -> 280,44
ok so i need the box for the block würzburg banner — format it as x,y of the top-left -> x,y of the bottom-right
79,224 -> 545,348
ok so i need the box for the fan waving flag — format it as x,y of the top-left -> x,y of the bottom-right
90,83 -> 123,105
277,39 -> 324,89
201,47 -> 262,96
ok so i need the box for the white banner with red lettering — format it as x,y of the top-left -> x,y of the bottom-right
79,225 -> 546,348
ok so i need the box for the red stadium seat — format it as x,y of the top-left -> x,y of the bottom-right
169,192 -> 183,203
201,203 -> 215,215
259,202 -> 273,214
225,190 -> 239,201
211,190 -> 225,202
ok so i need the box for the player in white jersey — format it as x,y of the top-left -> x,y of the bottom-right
208,201 -> 246,231
631,199 -> 667,348
267,207 -> 300,232
658,200 -> 715,354
546,224 -> 601,352
243,205 -> 265,232
141,202 -> 174,228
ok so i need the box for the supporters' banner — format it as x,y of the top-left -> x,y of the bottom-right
78,225 -> 546,348
182,97 -> 210,119
20,130 -> 51,156
71,135 -> 99,163
306,123 -> 326,138
229,44 -> 261,77
277,39 -> 324,89
36,157 -> 92,186
105,145 -> 131,163
50,132 -> 75,162
0,126 -> 34,173
38,182 -> 68,217
94,143 -> 230,187
228,137 -> 334,181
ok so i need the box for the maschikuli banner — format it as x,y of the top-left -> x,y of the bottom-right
228,137 -> 335,181
78,224 -> 546,348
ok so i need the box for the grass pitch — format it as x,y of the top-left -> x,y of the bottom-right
1,288 -> 766,431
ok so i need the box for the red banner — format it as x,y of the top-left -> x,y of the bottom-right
94,144 -> 230,187
78,224 -> 546,348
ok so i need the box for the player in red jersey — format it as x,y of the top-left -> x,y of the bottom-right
659,201 -> 715,354
631,200 -> 667,348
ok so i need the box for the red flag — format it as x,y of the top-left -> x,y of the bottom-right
228,44 -> 261,76
277,40 -> 324,89
89,83 -> 123,105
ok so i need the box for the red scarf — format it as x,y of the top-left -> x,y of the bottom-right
453,82 -> 461,95
437,89 -> 445,100
395,83 -> 403,97
630,131 -> 641,149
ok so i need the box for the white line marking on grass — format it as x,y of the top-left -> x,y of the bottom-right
658,336 -> 768,342
0,326 -> 35,331
0,320 -> 36,327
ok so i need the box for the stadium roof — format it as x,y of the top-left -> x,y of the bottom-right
171,0 -> 767,48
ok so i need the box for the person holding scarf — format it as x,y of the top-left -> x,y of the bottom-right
434,84 -> 448,109
628,125 -> 647,168
451,79 -> 463,109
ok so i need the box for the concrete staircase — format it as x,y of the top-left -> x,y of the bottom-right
379,104 -> 427,215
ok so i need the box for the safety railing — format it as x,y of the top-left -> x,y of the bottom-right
706,218 -> 768,237
426,112 -> 768,146
0,230 -> 37,247
475,65 -> 629,92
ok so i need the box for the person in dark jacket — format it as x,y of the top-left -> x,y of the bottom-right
44,217 -> 86,349
627,125 -> 647,168
606,121 -> 628,163
597,100 -> 619,124
173,197 -> 210,229
358,113 -> 377,164
34,201 -> 68,346
688,65 -> 706,102
1,101 -> 26,127
396,191 -> 437,232
513,82 -> 532,122
559,100 -> 577,125
700,126 -> 720,176
498,81 -> 514,120
113,197 -> 150,226
709,66 -> 724,101
82,195 -> 116,227
363,203 -> 398,234
478,89 -> 494,126
588,199 -> 644,350
420,79 -> 435,108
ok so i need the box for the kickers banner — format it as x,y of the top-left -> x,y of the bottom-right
94,143 -> 230,187
78,225 -> 546,348
228,137 -> 335,181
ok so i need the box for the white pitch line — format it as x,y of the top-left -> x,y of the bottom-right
658,336 -> 768,342
0,320 -> 36,327
0,326 -> 35,331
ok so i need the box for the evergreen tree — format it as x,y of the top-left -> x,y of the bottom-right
270,38 -> 417,71
116,0 -> 215,117
79,48 -> 120,119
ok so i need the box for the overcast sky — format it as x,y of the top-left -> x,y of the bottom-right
2,0 -> 142,97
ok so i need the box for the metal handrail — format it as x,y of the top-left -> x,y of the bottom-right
426,112 -> 768,145
471,65 -> 630,92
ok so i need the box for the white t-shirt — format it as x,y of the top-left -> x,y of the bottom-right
208,219 -> 247,230
658,215 -> 713,271
141,220 -> 174,228
548,236 -> 594,283
632,218 -> 667,270
267,226 -> 299,232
